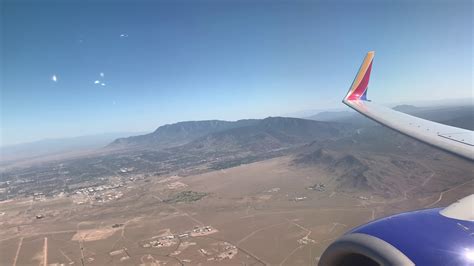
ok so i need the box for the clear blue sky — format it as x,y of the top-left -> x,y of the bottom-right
2,0 -> 472,146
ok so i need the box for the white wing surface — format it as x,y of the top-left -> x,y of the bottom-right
343,51 -> 473,160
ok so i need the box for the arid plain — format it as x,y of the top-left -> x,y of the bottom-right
1,109 -> 473,265
1,153 -> 472,265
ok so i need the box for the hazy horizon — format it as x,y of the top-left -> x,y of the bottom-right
2,97 -> 472,148
2,0 -> 472,146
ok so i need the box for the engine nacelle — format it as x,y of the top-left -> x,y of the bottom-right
319,194 -> 474,266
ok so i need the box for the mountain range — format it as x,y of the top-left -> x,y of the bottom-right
1,104 -> 471,199
108,117 -> 352,152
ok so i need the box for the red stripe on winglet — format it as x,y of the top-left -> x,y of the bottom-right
347,61 -> 373,101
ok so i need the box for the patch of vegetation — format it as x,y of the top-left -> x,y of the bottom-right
209,155 -> 266,170
164,191 -> 208,203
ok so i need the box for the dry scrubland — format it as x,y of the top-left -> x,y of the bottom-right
1,112 -> 473,265
0,154 -> 472,265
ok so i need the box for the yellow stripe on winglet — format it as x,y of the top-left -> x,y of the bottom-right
349,51 -> 375,94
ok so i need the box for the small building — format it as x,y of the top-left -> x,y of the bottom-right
178,233 -> 189,238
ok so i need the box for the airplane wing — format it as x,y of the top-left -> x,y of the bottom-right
343,51 -> 474,160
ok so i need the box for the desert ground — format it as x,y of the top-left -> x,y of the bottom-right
0,153 -> 472,266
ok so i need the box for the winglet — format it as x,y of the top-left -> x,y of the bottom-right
344,51 -> 375,102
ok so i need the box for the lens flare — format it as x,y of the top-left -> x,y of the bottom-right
464,248 -> 474,262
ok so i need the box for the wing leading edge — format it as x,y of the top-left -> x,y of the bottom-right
343,51 -> 474,160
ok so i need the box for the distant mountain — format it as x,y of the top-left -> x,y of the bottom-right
1,132 -> 143,162
442,116 -> 474,130
176,117 -> 351,153
406,105 -> 474,130
392,104 -> 420,113
308,104 -> 473,130
305,105 -> 422,124
391,104 -> 473,130
111,104 -> 472,152
107,117 -> 353,155
306,111 -> 353,121
283,108 -> 346,119
107,119 -> 259,149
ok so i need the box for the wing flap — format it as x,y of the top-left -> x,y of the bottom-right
438,132 -> 473,146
